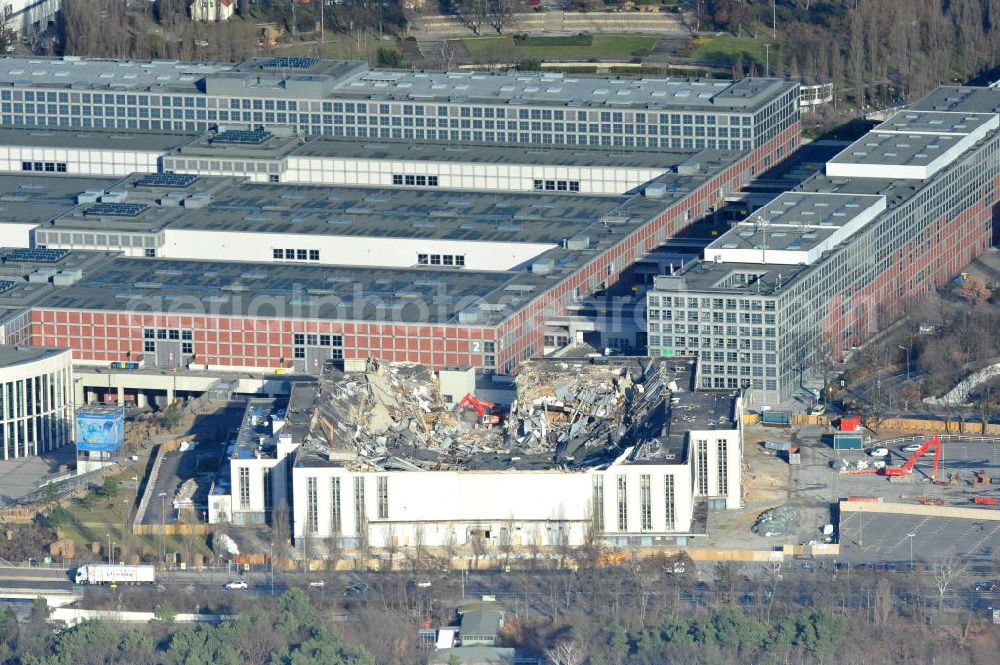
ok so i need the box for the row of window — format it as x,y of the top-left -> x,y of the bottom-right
143,328 -> 193,341
21,161 -> 67,172
392,174 -> 439,187
532,179 -> 580,192
650,295 -> 776,311
417,253 -> 466,267
0,114 -> 758,150
144,340 -> 193,354
272,248 -> 321,262
700,376 -> 778,391
1,90 -> 771,128
292,333 -> 344,347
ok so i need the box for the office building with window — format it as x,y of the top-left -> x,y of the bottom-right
648,88 -> 1000,404
0,56 -> 799,151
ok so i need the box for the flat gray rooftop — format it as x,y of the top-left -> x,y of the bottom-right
35,255 -> 523,324
0,247 -> 112,317
0,56 -> 796,113
45,172 -> 709,246
0,56 -> 231,94
0,172 -> 120,224
0,126 -> 199,151
873,109 -> 997,135
328,68 -> 796,112
281,136 -> 724,171
654,260 -> 811,297
733,191 -> 883,229
910,85 -> 1000,113
827,132 -> 963,168
0,344 -> 66,367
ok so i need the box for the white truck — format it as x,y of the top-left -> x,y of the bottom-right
74,564 -> 156,585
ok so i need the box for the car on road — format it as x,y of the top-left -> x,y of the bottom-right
901,443 -> 922,453
868,447 -> 889,458
307,580 -> 325,588
224,580 -> 248,590
972,580 -> 999,593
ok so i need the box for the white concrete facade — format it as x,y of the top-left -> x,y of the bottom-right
160,229 -> 555,271
281,157 -> 661,195
289,459 -> 699,549
0,145 -> 162,177
0,345 -> 73,459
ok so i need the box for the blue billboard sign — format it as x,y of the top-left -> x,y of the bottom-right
75,408 -> 125,452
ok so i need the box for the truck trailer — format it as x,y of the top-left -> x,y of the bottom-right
74,564 -> 155,585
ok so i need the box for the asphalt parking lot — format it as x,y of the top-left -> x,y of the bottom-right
838,512 -> 1000,566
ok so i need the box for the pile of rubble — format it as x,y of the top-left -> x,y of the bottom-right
751,505 -> 798,537
303,359 -> 504,471
297,357 -> 676,473
831,458 -> 884,472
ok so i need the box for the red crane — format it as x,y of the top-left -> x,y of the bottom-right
455,393 -> 500,426
881,435 -> 942,480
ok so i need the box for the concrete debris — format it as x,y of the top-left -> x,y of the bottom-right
299,357 -> 696,473
751,505 -> 798,537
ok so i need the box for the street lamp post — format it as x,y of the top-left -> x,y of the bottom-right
107,533 -> 111,565
907,533 -> 916,572
897,345 -> 911,381
270,542 -> 274,597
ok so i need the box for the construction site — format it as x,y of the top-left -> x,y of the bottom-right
192,356 -> 744,553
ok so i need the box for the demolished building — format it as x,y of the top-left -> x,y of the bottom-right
209,356 -> 743,550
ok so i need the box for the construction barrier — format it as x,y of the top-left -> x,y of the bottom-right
132,522 -> 211,536
746,413 -> 1000,435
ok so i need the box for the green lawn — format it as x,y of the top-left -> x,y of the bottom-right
462,34 -> 660,60
688,35 -> 767,66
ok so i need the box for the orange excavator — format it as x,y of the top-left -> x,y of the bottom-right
881,435 -> 942,480
456,393 -> 501,426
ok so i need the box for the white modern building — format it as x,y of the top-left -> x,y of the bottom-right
0,344 -> 73,459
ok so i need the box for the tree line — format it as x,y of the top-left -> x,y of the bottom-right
698,0 -> 1000,109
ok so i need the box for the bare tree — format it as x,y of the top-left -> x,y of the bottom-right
931,552 -> 966,609
546,640 -> 586,665
873,577 -> 893,625
470,530 -> 489,570
498,515 -> 516,570
271,503 -> 291,560
487,0 -> 517,34
456,0 -> 490,35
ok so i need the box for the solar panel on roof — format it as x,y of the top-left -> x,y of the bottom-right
85,202 -> 148,217
135,173 -> 197,188
262,57 -> 318,70
212,129 -> 271,145
5,248 -> 69,263
0,280 -> 15,294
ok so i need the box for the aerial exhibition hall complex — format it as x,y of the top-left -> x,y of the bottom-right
1,54 -> 997,553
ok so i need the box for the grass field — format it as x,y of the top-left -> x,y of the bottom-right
462,34 -> 660,60
686,35 -> 767,66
